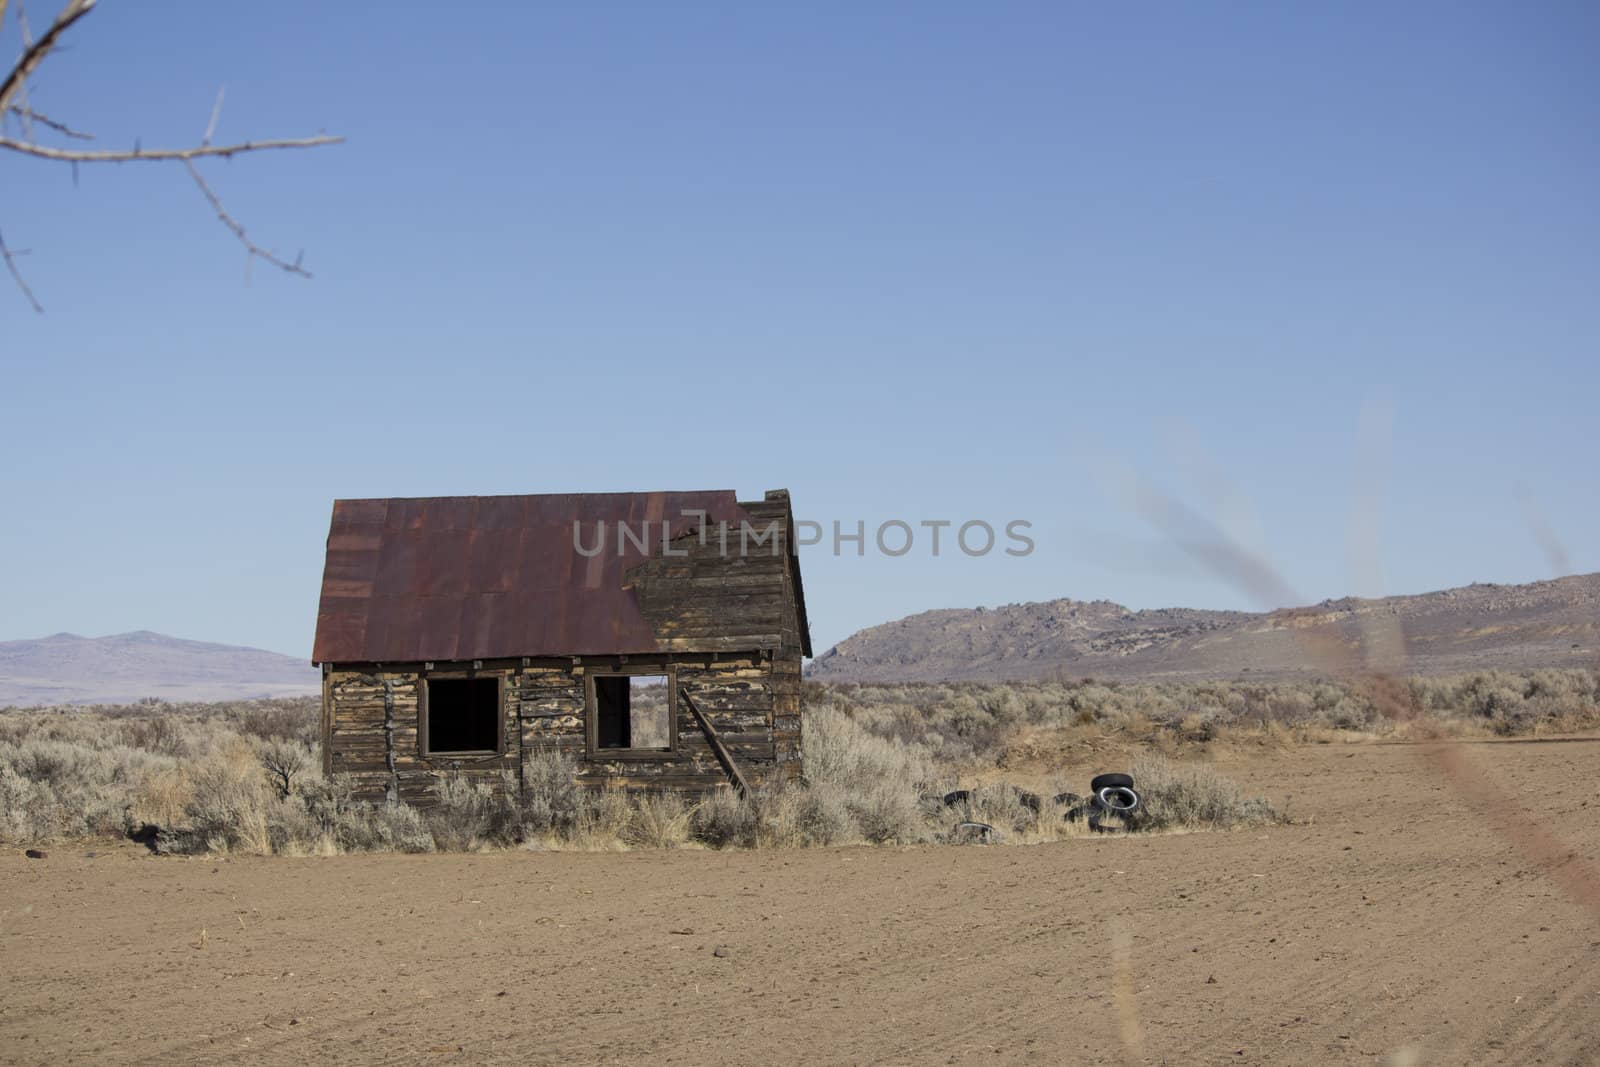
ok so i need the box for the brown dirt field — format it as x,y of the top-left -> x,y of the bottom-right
3,739 -> 1598,1066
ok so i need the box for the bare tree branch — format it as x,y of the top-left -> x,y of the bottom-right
0,227 -> 43,312
6,104 -> 92,138
10,0 -> 36,140
0,132 -> 341,163
0,0 -> 93,116
182,159 -> 309,278
1,0 -> 338,311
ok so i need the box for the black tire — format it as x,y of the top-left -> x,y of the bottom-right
942,789 -> 973,807
1090,772 -> 1134,792
1062,804 -> 1088,823
1052,792 -> 1082,808
1087,812 -> 1124,834
1094,786 -> 1141,815
1015,789 -> 1042,813
952,821 -> 997,844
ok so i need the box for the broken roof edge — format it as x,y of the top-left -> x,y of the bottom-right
311,637 -> 788,670
753,488 -> 813,659
331,487 -> 746,504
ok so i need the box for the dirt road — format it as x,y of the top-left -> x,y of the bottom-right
3,739 -> 1597,1065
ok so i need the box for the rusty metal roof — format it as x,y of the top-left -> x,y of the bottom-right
311,491 -> 753,664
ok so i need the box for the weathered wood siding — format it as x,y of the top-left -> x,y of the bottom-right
326,668 -> 519,804
325,650 -> 791,801
629,499 -> 802,657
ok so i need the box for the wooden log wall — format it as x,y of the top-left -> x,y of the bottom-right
325,650 -> 792,802
327,668 -> 519,805
770,652 -> 803,787
629,497 -> 808,663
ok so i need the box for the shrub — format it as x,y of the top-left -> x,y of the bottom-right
759,785 -> 855,847
625,793 -> 691,849
165,746 -> 272,854
0,734 -> 178,842
1128,754 -> 1284,831
802,703 -> 933,842
851,784 -> 930,844
425,774 -> 517,852
573,786 -> 632,848
948,783 -> 1038,834
120,716 -> 187,757
233,699 -> 320,745
690,788 -> 758,848
366,801 -> 437,853
8,672 -> 1587,853
297,778 -> 433,853
519,748 -> 583,838
259,738 -> 313,799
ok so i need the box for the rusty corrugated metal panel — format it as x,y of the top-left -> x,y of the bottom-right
311,490 -> 750,664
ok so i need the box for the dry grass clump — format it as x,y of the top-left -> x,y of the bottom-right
756,786 -> 855,847
624,793 -> 693,849
1127,754 -> 1287,831
688,788 -> 760,848
943,784 -> 1043,835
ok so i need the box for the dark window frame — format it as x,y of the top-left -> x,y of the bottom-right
419,671 -> 507,758
584,665 -> 678,760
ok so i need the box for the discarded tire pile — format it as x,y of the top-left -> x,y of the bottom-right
1057,772 -> 1142,833
939,771 -> 1143,841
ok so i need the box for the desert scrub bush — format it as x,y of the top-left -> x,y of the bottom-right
689,788 -> 759,848
361,801 -> 437,853
757,785 -> 855,847
804,703 -> 933,787
287,775 -> 433,853
852,784 -> 931,844
946,784 -> 1041,834
1405,669 -> 1600,735
232,699 -> 320,745
163,743 -> 273,854
803,702 -> 934,842
570,787 -> 632,849
812,669 -> 1600,755
624,793 -> 692,849
425,774 -> 520,852
0,733 -> 179,842
1127,754 -> 1285,831
259,738 -> 314,798
519,748 -> 584,838
118,715 -> 188,757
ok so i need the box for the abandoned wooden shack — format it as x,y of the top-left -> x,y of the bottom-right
310,489 -> 811,803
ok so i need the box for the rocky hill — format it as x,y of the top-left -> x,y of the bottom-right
0,631 -> 320,706
808,573 -> 1600,683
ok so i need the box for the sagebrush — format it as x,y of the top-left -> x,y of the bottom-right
2,668 -> 1591,853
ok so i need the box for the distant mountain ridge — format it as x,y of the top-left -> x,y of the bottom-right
9,573 -> 1595,703
0,631 -> 319,707
808,573 -> 1600,684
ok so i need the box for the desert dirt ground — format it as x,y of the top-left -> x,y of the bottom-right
2,738 -> 1598,1066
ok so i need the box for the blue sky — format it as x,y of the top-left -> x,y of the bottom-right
2,2 -> 1595,658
